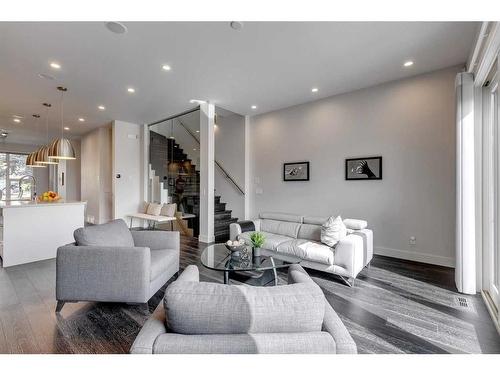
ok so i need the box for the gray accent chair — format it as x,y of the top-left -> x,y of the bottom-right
130,264 -> 357,354
56,219 -> 180,312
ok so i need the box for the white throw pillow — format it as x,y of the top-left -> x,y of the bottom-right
321,215 -> 347,247
161,203 -> 177,217
146,203 -> 162,216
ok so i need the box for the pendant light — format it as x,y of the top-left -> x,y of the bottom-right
26,114 -> 46,168
36,103 -> 58,165
48,86 -> 76,160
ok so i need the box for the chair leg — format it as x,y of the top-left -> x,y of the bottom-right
339,276 -> 355,287
55,300 -> 65,313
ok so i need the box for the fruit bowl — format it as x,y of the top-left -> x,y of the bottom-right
38,191 -> 62,203
225,239 -> 247,258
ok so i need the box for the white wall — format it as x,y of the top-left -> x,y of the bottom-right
81,126 -> 112,223
215,113 -> 245,220
250,66 -> 461,267
112,120 -> 143,221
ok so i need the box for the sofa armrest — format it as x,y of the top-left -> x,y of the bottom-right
334,234 -> 365,278
176,265 -> 199,283
56,244 -> 151,303
229,219 -> 261,240
287,264 -> 314,284
132,230 -> 180,251
322,303 -> 357,354
130,304 -> 167,354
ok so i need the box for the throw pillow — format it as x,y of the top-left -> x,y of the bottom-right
161,203 -> 177,217
146,202 -> 162,216
321,215 -> 347,247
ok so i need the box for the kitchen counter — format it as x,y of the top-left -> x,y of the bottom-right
0,201 -> 86,267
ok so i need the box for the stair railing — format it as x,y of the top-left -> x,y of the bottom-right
176,119 -> 245,195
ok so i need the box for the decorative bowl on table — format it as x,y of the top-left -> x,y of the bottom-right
225,239 -> 247,259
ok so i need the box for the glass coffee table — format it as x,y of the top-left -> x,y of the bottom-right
200,243 -> 300,286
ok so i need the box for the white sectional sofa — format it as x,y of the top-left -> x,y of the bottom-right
229,212 -> 373,285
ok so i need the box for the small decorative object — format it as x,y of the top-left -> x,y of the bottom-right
283,161 -> 309,181
225,239 -> 246,259
38,191 -> 61,202
250,232 -> 266,257
345,157 -> 382,180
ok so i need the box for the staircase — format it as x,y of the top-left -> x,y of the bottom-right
150,130 -> 238,242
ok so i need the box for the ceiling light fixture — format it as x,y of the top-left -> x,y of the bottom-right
404,60 -> 414,67
162,64 -> 171,71
78,118 -> 85,122
105,22 -> 128,34
98,105 -> 106,110
13,118 -> 21,123
50,62 -> 61,69
48,86 -> 76,160
196,130 -> 200,133
64,127 -> 70,130
230,21 -> 243,31
27,114 -> 46,168
251,105 -> 257,110
127,87 -> 135,93
35,103 -> 58,165
311,88 -> 319,93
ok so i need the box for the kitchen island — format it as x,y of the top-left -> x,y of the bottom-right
0,200 -> 86,267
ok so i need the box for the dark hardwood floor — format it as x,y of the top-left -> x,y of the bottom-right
0,235 -> 499,354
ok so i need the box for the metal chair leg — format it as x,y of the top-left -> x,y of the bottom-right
55,300 -> 65,313
339,276 -> 355,287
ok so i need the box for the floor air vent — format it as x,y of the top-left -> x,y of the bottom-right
454,296 -> 475,312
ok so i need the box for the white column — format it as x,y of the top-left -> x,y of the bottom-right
199,103 -> 215,243
244,115 -> 251,219
455,72 -> 476,294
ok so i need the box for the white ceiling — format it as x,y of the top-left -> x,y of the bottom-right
0,21 -> 478,144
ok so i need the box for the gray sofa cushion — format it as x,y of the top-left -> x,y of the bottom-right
73,219 -> 134,247
164,281 -> 325,335
277,239 -> 335,265
239,231 -> 292,250
153,332 -> 335,354
260,219 -> 301,238
150,249 -> 177,281
303,216 -> 329,225
297,223 -> 322,241
259,212 -> 303,223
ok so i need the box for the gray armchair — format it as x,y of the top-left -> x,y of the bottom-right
130,264 -> 357,354
56,219 -> 180,312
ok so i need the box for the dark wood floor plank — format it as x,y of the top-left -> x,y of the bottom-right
1,235 -> 499,354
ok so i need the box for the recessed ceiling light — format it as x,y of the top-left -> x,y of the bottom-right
169,136 -> 175,139
13,118 -> 21,123
50,62 -> 61,69
98,105 -> 106,111
127,87 -> 135,93
230,21 -> 243,31
251,105 -> 257,110
311,88 -> 319,93
193,148 -> 197,151
190,99 -> 206,104
404,61 -> 414,67
196,130 -> 200,133
38,73 -> 55,80
78,118 -> 85,122
64,127 -> 70,130
105,22 -> 128,34
162,64 -> 171,71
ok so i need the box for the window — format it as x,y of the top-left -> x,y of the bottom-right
0,152 -> 34,201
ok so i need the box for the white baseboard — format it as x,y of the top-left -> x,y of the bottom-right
374,246 -> 455,268
198,234 -> 215,244
481,290 -> 500,336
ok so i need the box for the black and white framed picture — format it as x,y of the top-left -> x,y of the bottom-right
283,161 -> 310,181
345,157 -> 382,180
